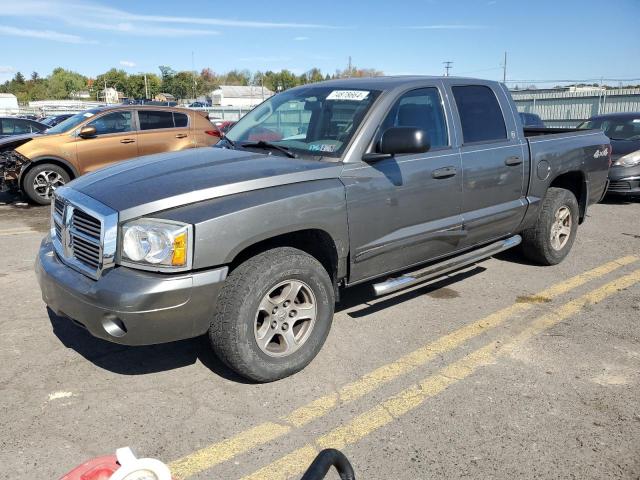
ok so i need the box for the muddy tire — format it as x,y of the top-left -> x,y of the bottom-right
209,247 -> 334,382
521,187 -> 579,266
22,163 -> 70,205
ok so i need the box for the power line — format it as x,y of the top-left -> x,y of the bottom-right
504,77 -> 640,83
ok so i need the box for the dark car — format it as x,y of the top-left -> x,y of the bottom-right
40,114 -> 73,128
578,112 -> 640,196
0,117 -> 48,138
519,112 -> 545,128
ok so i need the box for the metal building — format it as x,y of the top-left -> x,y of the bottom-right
512,87 -> 640,127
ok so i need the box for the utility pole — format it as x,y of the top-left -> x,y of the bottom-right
502,51 -> 507,83
144,73 -> 149,100
191,51 -> 197,101
443,61 -> 453,77
347,56 -> 352,77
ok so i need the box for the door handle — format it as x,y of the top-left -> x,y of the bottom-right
175,133 -> 188,138
432,166 -> 458,179
505,155 -> 523,166
120,138 -> 135,144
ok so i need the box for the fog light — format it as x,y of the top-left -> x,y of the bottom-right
102,315 -> 127,338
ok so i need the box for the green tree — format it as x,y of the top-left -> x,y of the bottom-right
222,69 -> 250,86
127,73 -> 161,99
47,67 -> 87,99
94,68 -> 128,95
170,71 -> 198,99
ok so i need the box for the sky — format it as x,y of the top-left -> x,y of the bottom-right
1,0 -> 639,86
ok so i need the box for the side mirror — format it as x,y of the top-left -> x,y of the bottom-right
78,125 -> 97,139
380,127 -> 430,155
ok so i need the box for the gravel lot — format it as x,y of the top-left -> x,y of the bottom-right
0,191 -> 638,480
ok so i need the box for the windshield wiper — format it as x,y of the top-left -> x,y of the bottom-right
219,136 -> 236,148
241,140 -> 297,158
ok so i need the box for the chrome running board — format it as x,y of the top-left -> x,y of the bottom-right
372,235 -> 522,297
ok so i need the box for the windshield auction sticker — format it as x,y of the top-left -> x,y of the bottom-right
326,90 -> 370,101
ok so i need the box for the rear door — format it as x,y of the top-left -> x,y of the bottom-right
448,83 -> 527,247
75,110 -> 138,173
136,109 -> 192,155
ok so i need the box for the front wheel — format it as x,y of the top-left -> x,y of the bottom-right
210,247 -> 335,382
22,163 -> 70,205
521,187 -> 579,265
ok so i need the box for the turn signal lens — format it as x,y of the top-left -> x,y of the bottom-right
172,232 -> 187,266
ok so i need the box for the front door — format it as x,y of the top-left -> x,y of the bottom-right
75,110 -> 138,174
343,86 -> 464,284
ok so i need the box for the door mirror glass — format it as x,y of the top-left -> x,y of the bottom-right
379,127 -> 430,155
78,126 -> 97,138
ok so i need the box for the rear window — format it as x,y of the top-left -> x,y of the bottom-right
452,85 -> 507,143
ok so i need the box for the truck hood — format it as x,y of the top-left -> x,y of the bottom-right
68,147 -> 343,219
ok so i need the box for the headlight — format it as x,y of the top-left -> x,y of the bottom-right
120,219 -> 191,270
613,150 -> 640,167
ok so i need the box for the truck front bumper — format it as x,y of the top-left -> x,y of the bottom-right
35,237 -> 228,346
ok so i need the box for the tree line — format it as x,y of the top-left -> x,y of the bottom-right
0,65 -> 384,103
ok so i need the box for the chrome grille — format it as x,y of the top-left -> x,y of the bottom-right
72,209 -> 102,240
51,188 -> 118,280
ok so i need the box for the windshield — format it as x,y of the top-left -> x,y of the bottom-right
225,86 -> 382,158
45,109 -> 100,134
578,117 -> 640,141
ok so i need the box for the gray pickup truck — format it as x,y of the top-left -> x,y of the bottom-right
36,76 -> 611,381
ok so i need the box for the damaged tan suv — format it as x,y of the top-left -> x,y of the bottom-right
0,105 -> 220,204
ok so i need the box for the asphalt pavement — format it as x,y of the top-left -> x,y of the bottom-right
0,191 -> 638,480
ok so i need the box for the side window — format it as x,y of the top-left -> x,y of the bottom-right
452,85 -> 507,143
14,119 -> 32,134
173,113 -> 188,128
139,111 -> 174,130
1,119 -> 15,135
379,88 -> 449,149
30,121 -> 46,133
87,111 -> 133,135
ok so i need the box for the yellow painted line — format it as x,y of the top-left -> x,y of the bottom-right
169,255 -> 637,478
241,268 -> 640,480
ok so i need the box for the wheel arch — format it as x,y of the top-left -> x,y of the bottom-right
228,229 -> 341,287
548,170 -> 588,223
19,156 -> 78,190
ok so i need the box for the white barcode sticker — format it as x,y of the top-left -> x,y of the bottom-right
326,90 -> 370,101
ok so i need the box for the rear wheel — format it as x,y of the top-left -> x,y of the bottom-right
521,187 -> 579,265
209,247 -> 334,382
22,163 -> 70,205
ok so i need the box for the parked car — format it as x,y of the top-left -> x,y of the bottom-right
211,119 -> 237,135
578,112 -> 640,197
0,116 -> 48,138
35,76 -> 610,382
188,101 -> 211,108
40,114 -> 73,128
519,112 -> 545,128
0,105 -> 221,204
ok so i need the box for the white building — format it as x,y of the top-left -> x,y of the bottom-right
0,93 -> 19,115
211,85 -> 273,108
